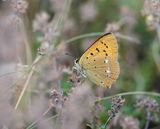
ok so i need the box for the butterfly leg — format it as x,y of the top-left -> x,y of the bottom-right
70,66 -> 85,85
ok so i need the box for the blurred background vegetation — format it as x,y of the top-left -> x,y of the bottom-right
0,0 -> 160,129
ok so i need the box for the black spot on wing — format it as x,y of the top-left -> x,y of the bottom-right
96,48 -> 100,52
90,53 -> 94,55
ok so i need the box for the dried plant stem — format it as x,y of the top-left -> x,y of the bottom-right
14,55 -> 42,110
104,116 -> 112,129
157,24 -> 160,44
20,18 -> 32,64
151,41 -> 160,72
26,107 -> 56,129
0,71 -> 16,78
0,72 -> 27,100
65,32 -> 140,44
56,0 -> 72,33
31,55 -> 42,66
115,32 -> 140,44
151,24 -> 160,73
14,65 -> 35,109
43,113 -> 59,123
144,111 -> 151,129
96,91 -> 160,102
65,32 -> 103,44
49,0 -> 72,46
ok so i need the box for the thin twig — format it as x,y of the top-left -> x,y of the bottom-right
0,72 -> 27,100
96,91 -> 160,102
151,24 -> 160,72
144,111 -> 151,129
104,116 -> 112,129
14,65 -> 36,109
65,32 -> 103,44
26,107 -> 53,129
151,40 -> 160,72
20,18 -> 32,64
64,32 -> 140,44
43,113 -> 59,123
57,0 -> 72,33
156,24 -> 160,44
115,32 -> 140,44
0,71 -> 16,78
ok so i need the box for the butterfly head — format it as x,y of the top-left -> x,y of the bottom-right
73,59 -> 87,78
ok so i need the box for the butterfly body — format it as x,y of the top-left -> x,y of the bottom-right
73,59 -> 87,78
74,33 -> 120,88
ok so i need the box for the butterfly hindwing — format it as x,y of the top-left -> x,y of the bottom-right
85,54 -> 119,87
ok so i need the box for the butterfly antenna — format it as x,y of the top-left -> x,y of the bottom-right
65,52 -> 76,60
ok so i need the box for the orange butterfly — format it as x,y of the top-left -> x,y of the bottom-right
73,33 -> 120,88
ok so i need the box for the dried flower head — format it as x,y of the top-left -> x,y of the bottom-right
50,0 -> 66,13
59,85 -> 94,129
32,11 -> 58,47
33,13 -> 58,56
33,11 -> 50,32
37,41 -> 50,56
8,0 -> 28,24
120,6 -> 136,30
62,18 -> 76,36
79,1 -> 97,22
111,112 -> 140,129
119,116 -> 140,129
136,96 -> 160,123
108,96 -> 125,121
142,0 -> 160,30
136,96 -> 160,113
69,73 -> 81,85
105,22 -> 120,33
145,14 -> 159,30
49,89 -> 66,110
8,13 -> 23,25
142,0 -> 160,17
11,0 -> 28,14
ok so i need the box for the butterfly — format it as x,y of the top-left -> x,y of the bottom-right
73,33 -> 120,88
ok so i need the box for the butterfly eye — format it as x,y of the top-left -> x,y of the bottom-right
75,59 -> 78,63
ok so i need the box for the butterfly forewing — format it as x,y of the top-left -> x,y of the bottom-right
78,33 -> 119,87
